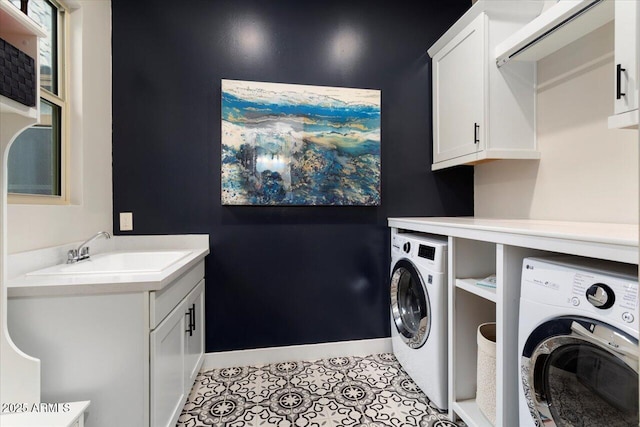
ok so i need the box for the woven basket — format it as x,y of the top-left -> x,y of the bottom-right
0,37 -> 36,107
476,322 -> 497,424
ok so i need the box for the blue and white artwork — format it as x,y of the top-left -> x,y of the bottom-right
221,79 -> 381,206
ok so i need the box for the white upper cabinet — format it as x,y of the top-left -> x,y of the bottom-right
432,14 -> 485,165
428,2 -> 542,171
609,0 -> 638,129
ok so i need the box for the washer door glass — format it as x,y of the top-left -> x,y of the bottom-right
523,317 -> 639,427
542,343 -> 638,426
390,260 -> 431,349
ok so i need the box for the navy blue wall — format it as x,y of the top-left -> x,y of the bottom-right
111,0 -> 473,352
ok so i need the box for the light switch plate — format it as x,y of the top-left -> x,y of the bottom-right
119,212 -> 133,231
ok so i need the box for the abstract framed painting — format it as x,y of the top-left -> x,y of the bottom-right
221,79 -> 381,206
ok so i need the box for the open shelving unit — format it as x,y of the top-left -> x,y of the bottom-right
0,0 -> 46,119
0,0 -> 46,408
450,241 -> 567,425
449,238 -> 560,426
449,238 -> 496,426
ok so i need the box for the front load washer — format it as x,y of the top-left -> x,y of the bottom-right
518,256 -> 638,427
390,231 -> 448,409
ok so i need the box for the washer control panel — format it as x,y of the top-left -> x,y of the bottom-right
391,232 -> 447,273
522,257 -> 638,328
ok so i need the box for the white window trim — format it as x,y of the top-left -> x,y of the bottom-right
8,0 -> 70,205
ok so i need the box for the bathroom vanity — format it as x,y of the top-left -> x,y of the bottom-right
5,235 -> 209,427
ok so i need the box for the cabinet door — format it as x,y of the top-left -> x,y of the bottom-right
433,13 -> 485,164
614,0 -> 638,115
150,298 -> 188,427
184,280 -> 205,387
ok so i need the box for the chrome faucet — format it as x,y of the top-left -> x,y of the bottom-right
67,231 -> 111,263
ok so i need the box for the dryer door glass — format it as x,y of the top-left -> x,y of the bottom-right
541,343 -> 638,426
390,260 -> 431,349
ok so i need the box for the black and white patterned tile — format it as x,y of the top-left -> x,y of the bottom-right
177,353 -> 464,427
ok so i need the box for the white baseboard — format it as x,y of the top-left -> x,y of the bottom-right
202,337 -> 392,370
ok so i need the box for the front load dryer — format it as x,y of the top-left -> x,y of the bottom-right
390,231 -> 448,410
518,256 -> 638,427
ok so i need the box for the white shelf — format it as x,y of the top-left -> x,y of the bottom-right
0,95 -> 37,118
431,149 -> 541,171
495,0 -> 614,67
452,399 -> 493,427
0,0 -> 46,38
608,109 -> 639,129
456,278 -> 497,303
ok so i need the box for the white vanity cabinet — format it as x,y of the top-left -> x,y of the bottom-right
184,282 -> 205,384
428,3 -> 541,171
7,259 -> 207,427
150,278 -> 205,427
609,0 -> 638,129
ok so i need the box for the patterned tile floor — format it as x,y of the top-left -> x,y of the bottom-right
177,353 -> 463,427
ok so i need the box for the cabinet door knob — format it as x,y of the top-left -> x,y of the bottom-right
474,123 -> 480,144
616,64 -> 626,100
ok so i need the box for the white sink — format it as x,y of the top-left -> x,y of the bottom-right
26,250 -> 192,276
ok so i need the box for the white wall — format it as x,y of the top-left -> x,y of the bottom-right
7,1 -> 112,253
475,23 -> 638,224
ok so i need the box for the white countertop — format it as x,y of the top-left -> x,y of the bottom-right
388,217 -> 638,264
6,235 -> 210,297
0,401 -> 89,427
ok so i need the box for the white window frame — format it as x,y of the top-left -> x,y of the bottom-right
8,0 -> 70,205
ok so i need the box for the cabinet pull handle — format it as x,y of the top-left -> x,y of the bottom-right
474,123 -> 480,144
185,307 -> 194,336
191,303 -> 196,332
185,310 -> 192,335
616,64 -> 626,99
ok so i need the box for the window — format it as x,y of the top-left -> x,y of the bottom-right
8,0 -> 67,202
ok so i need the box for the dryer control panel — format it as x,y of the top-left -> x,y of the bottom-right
522,257 -> 639,329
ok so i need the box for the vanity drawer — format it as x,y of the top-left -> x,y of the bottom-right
150,261 -> 204,329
